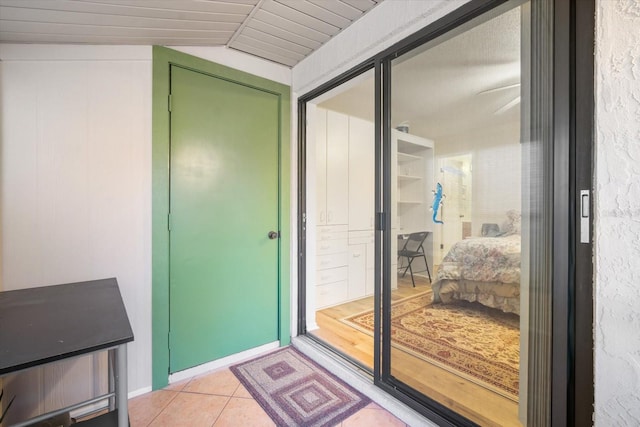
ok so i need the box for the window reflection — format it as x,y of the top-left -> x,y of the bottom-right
305,70 -> 376,369
389,5 -> 527,426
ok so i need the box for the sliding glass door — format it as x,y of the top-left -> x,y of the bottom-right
303,68 -> 377,370
299,0 -> 573,425
385,4 -> 533,426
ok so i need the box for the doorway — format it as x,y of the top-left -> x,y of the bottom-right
387,7 -> 525,423
152,47 -> 291,389
436,153 -> 473,263
168,65 -> 280,373
302,69 -> 377,369
298,0 -> 593,425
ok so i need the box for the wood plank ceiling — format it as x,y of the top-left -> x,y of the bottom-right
0,0 -> 383,66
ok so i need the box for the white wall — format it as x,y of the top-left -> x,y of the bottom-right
0,44 -> 153,396
435,120 -> 521,236
0,44 -> 292,398
594,1 -> 640,425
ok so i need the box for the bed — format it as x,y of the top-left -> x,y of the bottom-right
431,211 -> 522,315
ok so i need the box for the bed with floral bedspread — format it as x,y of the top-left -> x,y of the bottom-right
431,234 -> 521,314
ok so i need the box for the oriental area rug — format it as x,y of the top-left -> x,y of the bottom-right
342,292 -> 520,401
230,347 -> 370,427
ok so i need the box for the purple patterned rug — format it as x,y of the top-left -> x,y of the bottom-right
230,347 -> 370,427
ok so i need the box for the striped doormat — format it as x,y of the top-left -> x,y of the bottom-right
230,347 -> 370,427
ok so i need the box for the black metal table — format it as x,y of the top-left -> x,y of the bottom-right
0,278 -> 134,426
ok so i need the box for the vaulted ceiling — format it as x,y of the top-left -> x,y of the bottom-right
0,0 -> 382,67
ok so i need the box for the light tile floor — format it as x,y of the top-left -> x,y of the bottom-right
128,367 -> 408,427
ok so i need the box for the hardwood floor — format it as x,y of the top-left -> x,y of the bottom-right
309,275 -> 522,427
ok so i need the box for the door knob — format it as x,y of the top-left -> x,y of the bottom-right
268,231 -> 280,239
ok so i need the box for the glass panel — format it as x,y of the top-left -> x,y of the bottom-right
388,4 -> 533,425
305,69 -> 377,369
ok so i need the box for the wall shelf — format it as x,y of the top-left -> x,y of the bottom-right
398,175 -> 422,181
392,129 -> 435,276
397,152 -> 422,162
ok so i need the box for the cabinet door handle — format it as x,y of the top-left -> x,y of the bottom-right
353,253 -> 361,258
320,244 -> 330,250
328,211 -> 333,222
320,211 -> 325,222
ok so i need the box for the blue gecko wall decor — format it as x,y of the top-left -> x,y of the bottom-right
432,182 -> 445,224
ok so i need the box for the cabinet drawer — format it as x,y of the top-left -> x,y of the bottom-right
317,225 -> 348,241
317,238 -> 347,255
316,280 -> 348,308
348,230 -> 374,245
365,268 -> 374,296
316,266 -> 348,285
317,252 -> 348,270
366,242 -> 375,270
348,245 -> 366,300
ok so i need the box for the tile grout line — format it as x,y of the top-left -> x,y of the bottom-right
180,389 -> 244,398
142,389 -> 182,427
141,376 -> 192,426
229,381 -> 255,399
209,395 -> 233,427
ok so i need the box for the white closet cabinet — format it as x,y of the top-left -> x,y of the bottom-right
314,109 -> 374,309
348,231 -> 375,301
348,244 -> 366,300
316,225 -> 348,308
314,112 -> 420,309
347,116 -> 375,302
348,116 -> 375,231
315,107 -> 328,226
315,108 -> 346,310
316,109 -> 349,225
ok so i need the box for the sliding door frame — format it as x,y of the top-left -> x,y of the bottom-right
377,3 -> 517,426
296,62 -> 377,372
296,0 -> 594,425
569,0 -> 595,425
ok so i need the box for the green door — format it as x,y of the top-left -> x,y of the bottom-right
169,65 -> 280,373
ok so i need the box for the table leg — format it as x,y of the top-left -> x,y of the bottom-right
115,344 -> 128,426
108,349 -> 116,411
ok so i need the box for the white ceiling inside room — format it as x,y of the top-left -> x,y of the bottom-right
319,5 -> 522,141
0,0 -> 382,67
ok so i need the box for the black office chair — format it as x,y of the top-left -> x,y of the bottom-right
398,231 -> 431,287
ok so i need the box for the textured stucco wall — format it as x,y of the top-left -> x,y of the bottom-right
594,1 -> 640,425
